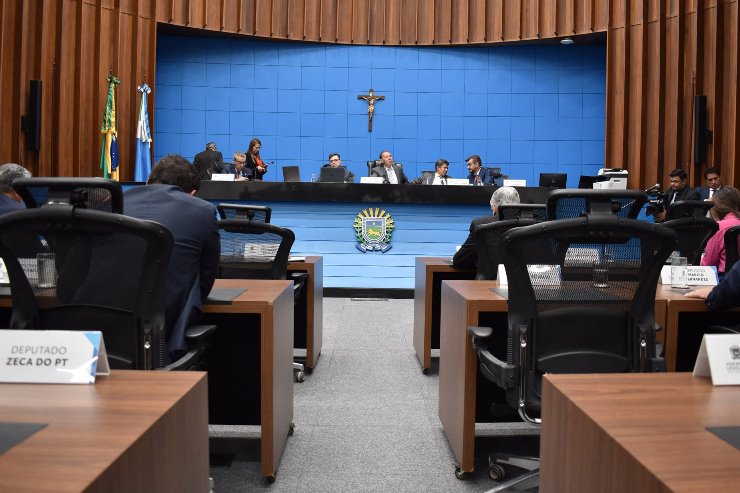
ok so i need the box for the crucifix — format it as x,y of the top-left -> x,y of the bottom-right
357,88 -> 385,132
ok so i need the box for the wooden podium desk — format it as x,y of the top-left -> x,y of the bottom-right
287,256 -> 323,371
0,371 -> 208,493
439,280 -> 671,475
202,279 -> 294,481
541,373 -> 740,492
413,257 -> 475,372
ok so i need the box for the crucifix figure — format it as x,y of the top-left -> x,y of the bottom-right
358,88 -> 385,132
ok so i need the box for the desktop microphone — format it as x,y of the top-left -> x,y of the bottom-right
644,183 -> 661,194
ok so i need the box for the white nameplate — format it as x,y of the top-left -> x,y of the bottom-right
360,176 -> 385,184
503,179 -> 526,187
497,264 -> 508,285
211,173 -> 235,181
660,265 -> 718,285
0,330 -> 110,384
693,334 -> 740,385
445,178 -> 470,186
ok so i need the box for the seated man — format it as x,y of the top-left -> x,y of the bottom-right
452,186 -> 520,269
370,150 -> 408,184
413,159 -> 450,185
654,168 -> 700,222
686,259 -> 740,311
319,153 -> 354,183
224,151 -> 250,181
465,155 -> 495,185
123,154 -> 220,358
0,163 -> 31,215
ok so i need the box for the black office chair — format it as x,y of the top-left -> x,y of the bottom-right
724,225 -> 740,273
660,216 -> 718,265
12,177 -> 124,213
366,160 -> 382,176
217,218 -> 308,381
467,215 -> 676,489
546,189 -> 646,220
412,171 -> 435,184
473,219 -> 538,280
217,203 -> 272,222
666,200 -> 714,220
497,204 -> 547,221
0,205 -> 215,370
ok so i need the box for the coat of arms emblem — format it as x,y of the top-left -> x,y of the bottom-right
353,208 -> 395,252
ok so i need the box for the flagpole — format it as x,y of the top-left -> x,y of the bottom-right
134,83 -> 152,182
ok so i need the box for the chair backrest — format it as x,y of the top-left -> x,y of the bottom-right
0,206 -> 173,370
546,189 -> 646,220
499,215 -> 676,421
12,177 -> 124,213
660,216 -> 719,265
724,225 -> 740,273
488,167 -> 504,186
216,203 -> 272,222
666,200 -> 714,220
217,219 -> 295,280
497,204 -> 547,221
366,160 -> 382,176
473,218 -> 537,280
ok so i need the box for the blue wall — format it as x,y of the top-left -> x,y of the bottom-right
155,35 -> 606,187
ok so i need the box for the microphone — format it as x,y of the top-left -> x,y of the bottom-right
644,183 -> 660,193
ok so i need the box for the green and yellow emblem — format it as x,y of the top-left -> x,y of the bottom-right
353,208 -> 395,252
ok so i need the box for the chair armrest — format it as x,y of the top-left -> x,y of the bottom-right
185,324 -> 217,342
290,272 -> 309,300
468,326 -> 493,339
478,348 -> 516,390
162,324 -> 217,371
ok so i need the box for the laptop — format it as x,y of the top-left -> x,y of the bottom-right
319,166 -> 347,183
282,166 -> 301,182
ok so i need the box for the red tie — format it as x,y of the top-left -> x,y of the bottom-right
474,174 -> 479,185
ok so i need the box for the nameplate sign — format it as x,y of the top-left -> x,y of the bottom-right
693,334 -> 740,385
0,330 -> 110,384
659,265 -> 717,285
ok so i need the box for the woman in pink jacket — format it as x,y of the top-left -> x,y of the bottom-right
701,186 -> 740,278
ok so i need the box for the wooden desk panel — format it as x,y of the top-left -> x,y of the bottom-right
288,256 -> 323,370
203,279 -> 294,480
0,371 -> 208,493
413,257 -> 475,371
439,280 -> 671,474
541,373 -> 740,493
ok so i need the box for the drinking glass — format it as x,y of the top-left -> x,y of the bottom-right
671,256 -> 688,288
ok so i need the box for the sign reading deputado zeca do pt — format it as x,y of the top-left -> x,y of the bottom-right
0,330 -> 110,384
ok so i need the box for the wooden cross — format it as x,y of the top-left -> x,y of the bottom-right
357,88 -> 385,132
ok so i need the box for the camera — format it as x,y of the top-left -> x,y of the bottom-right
645,191 -> 667,217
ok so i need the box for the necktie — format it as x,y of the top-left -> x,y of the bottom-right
387,167 -> 397,184
474,174 -> 478,185
442,177 -> 447,185
709,188 -> 716,198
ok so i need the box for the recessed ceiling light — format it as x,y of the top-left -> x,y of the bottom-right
560,37 -> 574,45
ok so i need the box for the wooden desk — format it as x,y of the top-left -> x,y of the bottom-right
0,370 -> 209,493
439,280 -> 670,475
413,257 -> 475,371
541,373 -> 740,492
287,256 -> 323,370
202,279 -> 294,481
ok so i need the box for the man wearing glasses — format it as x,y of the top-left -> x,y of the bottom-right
319,153 -> 355,183
224,151 -> 251,181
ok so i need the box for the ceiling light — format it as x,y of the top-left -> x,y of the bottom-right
560,37 -> 574,45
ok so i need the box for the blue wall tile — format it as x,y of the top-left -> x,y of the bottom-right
463,93 -> 488,117
511,117 -> 534,140
534,117 -> 558,140
230,65 -> 254,88
488,117 -> 511,140
205,87 -> 230,111
558,140 -> 582,165
324,114 -> 348,138
277,66 -> 301,89
511,94 -> 535,116
205,110 -> 229,134
156,85 -> 181,109
463,117 -> 487,140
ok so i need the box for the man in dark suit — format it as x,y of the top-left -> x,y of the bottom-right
123,154 -> 220,358
655,168 -> 700,222
223,151 -> 250,181
413,159 -> 450,185
319,153 -> 355,183
452,186 -> 520,269
465,155 -> 496,185
696,166 -> 723,201
371,150 -> 408,184
686,259 -> 740,311
0,163 -> 31,215
192,142 -> 225,181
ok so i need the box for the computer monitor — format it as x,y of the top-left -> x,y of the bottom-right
282,166 -> 301,182
539,173 -> 567,188
319,166 -> 347,183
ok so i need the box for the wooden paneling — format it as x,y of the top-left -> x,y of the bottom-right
1,0 -> 738,188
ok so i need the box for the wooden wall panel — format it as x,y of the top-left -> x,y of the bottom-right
1,0 -> 739,187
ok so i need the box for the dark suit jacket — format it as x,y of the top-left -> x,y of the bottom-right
319,164 -> 355,183
707,260 -> 740,311
245,153 -> 268,181
467,168 -> 495,185
452,215 -> 497,269
371,164 -> 408,184
414,172 -> 451,185
667,186 -> 700,204
0,194 -> 25,216
123,185 -> 220,356
192,148 -> 224,181
222,162 -> 251,179
696,185 -> 723,201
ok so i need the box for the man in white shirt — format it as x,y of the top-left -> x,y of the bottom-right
370,150 -> 408,184
414,159 -> 450,185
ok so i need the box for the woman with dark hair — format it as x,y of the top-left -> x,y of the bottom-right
245,138 -> 268,180
701,186 -> 740,277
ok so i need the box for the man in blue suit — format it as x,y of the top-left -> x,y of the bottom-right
465,155 -> 495,185
124,154 -> 220,358
0,163 -> 31,215
696,167 -> 723,201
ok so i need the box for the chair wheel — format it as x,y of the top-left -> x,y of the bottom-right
295,370 -> 305,382
489,463 -> 506,481
266,475 -> 276,483
421,367 -> 429,375
288,423 -> 295,436
454,466 -> 469,480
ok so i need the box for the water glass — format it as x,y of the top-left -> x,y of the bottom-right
592,255 -> 609,288
671,256 -> 688,288
310,174 -> 318,183
36,252 -> 57,288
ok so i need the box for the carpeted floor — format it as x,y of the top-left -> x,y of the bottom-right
209,297 -> 538,492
